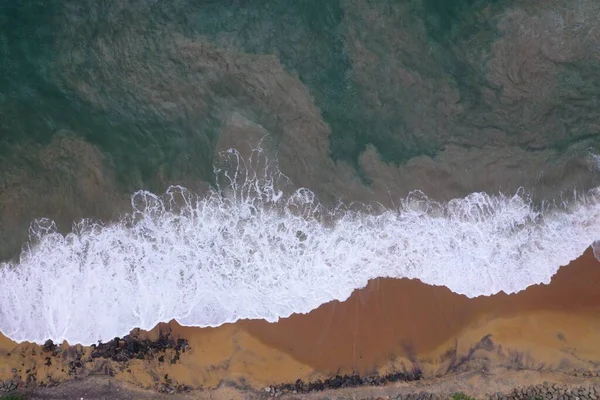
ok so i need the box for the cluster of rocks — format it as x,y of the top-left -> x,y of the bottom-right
489,383 -> 599,400
379,394 -> 448,399
0,334 -> 192,393
327,383 -> 600,400
264,370 -> 422,396
89,333 -> 190,363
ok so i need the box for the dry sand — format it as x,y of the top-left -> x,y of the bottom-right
0,249 -> 599,397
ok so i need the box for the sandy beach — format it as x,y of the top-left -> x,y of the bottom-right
1,248 -> 599,398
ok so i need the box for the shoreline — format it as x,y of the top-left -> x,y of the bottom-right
237,248 -> 600,378
0,248 -> 599,397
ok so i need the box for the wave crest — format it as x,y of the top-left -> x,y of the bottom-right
1,148 -> 599,345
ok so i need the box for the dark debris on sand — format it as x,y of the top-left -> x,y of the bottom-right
3,334 -> 191,394
265,369 -> 422,396
89,333 -> 190,363
260,382 -> 600,400
42,339 -> 57,354
6,334 -> 193,396
35,332 -> 191,379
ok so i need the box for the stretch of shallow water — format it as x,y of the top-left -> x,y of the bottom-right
1,149 -> 599,344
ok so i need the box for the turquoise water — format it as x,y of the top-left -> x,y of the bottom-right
0,0 -> 599,344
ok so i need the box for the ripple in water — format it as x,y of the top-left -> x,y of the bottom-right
1,148 -> 599,345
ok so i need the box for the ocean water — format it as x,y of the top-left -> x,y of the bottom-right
1,0 -> 600,344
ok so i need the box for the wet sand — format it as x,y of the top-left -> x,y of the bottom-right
1,249 -> 599,394
240,248 -> 600,376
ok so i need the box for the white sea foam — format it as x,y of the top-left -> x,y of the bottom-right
593,241 -> 600,261
0,148 -> 599,345
589,148 -> 600,173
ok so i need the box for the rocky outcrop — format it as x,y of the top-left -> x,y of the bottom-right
265,370 -> 422,396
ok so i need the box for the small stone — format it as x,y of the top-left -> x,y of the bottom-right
264,387 -> 271,393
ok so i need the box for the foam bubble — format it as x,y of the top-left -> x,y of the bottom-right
1,148 -> 599,345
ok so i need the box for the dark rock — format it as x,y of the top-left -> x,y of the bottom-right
43,339 -> 57,353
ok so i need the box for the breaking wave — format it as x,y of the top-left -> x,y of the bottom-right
1,148 -> 599,345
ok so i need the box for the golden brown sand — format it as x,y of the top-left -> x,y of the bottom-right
1,249 -> 599,395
